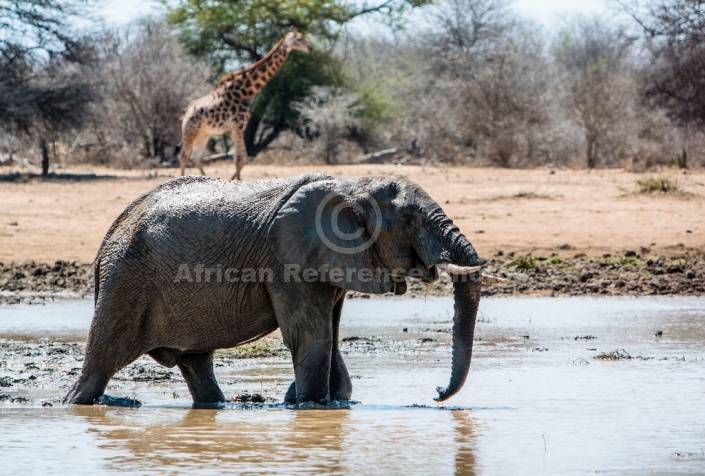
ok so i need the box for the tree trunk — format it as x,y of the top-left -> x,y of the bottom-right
681,119 -> 689,169
586,135 -> 597,169
40,137 -> 50,176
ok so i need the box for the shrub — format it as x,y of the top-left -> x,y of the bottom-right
510,253 -> 537,270
636,177 -> 679,193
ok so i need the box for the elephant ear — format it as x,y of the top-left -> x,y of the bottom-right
268,180 -> 393,294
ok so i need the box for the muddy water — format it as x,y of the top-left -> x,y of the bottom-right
2,296 -> 705,474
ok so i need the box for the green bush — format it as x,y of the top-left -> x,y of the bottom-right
510,253 -> 537,270
636,177 -> 679,193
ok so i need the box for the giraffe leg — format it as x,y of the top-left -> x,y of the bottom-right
178,144 -> 192,176
230,131 -> 248,181
192,136 -> 209,176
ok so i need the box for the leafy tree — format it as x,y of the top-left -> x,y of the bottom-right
162,0 -> 431,156
0,0 -> 94,175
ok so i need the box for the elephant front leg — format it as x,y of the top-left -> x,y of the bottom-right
330,347 -> 352,401
283,297 -> 351,404
280,316 -> 334,405
284,347 -> 351,404
291,337 -> 333,404
330,297 -> 352,401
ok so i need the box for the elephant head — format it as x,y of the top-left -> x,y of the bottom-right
269,176 -> 483,402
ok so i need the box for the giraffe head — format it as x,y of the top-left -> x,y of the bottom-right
283,29 -> 313,54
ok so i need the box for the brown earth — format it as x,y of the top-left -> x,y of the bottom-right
1,163 -> 704,302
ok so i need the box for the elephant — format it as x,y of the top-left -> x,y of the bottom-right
64,172 -> 488,406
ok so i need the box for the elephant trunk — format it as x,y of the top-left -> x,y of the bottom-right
435,275 -> 481,402
432,218 -> 482,402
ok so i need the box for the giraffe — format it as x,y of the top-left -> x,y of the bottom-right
179,29 -> 312,180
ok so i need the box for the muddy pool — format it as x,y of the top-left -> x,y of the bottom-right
1,296 -> 704,475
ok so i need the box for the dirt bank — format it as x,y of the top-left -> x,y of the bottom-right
2,250 -> 704,305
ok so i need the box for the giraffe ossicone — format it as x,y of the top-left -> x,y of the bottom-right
179,29 -> 312,180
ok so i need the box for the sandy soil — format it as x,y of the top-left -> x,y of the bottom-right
0,163 -> 704,263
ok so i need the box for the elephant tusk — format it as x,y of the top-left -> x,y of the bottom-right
436,264 -> 507,283
482,274 -> 507,284
437,262 -> 482,275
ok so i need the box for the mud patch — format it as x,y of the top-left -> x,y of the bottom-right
3,252 -> 705,305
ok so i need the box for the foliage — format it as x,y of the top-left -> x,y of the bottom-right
335,0 -> 696,168
0,60 -> 95,136
509,253 -> 537,271
545,255 -> 563,265
636,177 -> 680,193
162,0 -> 431,68
245,50 -> 345,156
0,0 -> 88,60
371,0 -> 554,165
5,0 -> 705,171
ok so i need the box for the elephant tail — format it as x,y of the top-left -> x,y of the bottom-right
93,256 -> 100,306
93,258 -> 100,306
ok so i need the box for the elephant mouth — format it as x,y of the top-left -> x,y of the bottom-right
423,265 -> 440,283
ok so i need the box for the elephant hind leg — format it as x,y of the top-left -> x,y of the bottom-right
64,347 -> 142,405
177,351 -> 225,404
64,369 -> 114,405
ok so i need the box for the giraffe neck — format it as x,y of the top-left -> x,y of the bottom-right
244,46 -> 291,96
220,41 -> 292,101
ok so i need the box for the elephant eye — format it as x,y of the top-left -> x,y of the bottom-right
399,213 -> 415,228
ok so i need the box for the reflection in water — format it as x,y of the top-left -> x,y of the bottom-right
452,411 -> 477,475
65,405 -> 478,474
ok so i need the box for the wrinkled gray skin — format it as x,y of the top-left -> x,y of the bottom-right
64,172 -> 482,406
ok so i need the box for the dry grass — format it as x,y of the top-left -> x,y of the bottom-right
215,337 -> 288,360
